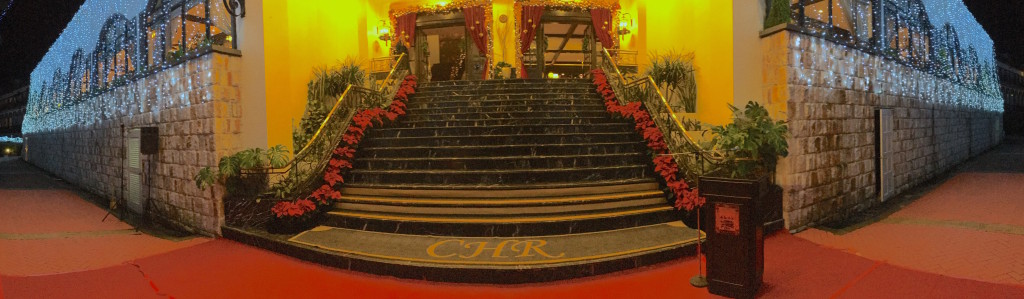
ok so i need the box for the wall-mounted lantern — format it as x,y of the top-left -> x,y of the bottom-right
618,13 -> 632,36
377,20 -> 392,44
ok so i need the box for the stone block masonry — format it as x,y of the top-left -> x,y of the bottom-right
762,31 -> 1002,230
23,51 -> 243,236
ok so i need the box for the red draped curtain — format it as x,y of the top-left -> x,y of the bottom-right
395,13 -> 417,47
519,6 -> 544,78
463,6 -> 489,80
590,8 -> 615,50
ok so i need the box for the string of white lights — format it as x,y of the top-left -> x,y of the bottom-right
23,0 -> 233,134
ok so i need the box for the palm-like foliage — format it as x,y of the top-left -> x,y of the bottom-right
647,51 -> 697,113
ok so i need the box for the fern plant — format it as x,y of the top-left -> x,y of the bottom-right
707,102 -> 789,179
194,145 -> 290,198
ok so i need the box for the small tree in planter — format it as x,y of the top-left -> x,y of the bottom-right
699,101 -> 787,298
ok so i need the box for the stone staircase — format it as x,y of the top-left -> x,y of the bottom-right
225,79 -> 700,283
333,78 -> 675,236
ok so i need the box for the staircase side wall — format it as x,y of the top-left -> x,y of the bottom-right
762,31 -> 1004,230
23,52 -> 243,236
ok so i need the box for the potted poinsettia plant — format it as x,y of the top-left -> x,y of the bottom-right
268,198 -> 318,234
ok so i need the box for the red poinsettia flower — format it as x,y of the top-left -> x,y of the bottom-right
323,169 -> 344,186
311,184 -> 342,205
654,155 -> 679,182
333,146 -> 356,159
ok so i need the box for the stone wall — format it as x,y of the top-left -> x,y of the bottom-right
762,31 -> 1003,230
24,51 -> 243,236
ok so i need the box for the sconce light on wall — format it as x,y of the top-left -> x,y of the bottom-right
618,13 -> 632,36
377,20 -> 392,43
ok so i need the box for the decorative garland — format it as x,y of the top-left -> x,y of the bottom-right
389,1 -> 493,76
271,75 -> 419,220
591,69 -> 705,211
513,0 -> 620,78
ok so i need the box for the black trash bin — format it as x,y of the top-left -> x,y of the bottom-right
699,176 -> 767,299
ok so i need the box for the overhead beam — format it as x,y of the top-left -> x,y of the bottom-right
549,23 -> 577,64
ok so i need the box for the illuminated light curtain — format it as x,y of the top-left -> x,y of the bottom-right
395,13 -> 417,47
590,8 -> 614,50
463,6 -> 489,80
519,5 -> 543,78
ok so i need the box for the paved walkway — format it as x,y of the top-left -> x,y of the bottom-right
798,136 -> 1024,285
2,143 -> 1024,298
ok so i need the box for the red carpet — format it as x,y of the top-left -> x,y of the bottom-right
2,232 -> 1023,298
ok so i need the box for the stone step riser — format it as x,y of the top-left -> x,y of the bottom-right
392,117 -> 619,128
353,154 -> 649,171
358,143 -> 649,159
335,198 -> 667,216
414,88 -> 595,97
419,79 -> 590,88
411,94 -> 601,103
405,105 -> 605,115
402,111 -> 609,121
347,166 -> 653,186
418,85 -> 595,93
408,98 -> 602,109
360,133 -> 639,147
334,191 -> 665,208
320,208 -> 677,237
366,124 -> 634,138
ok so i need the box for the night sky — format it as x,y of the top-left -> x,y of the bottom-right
0,0 -> 1022,94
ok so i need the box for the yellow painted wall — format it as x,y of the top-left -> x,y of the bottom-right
631,0 -> 736,126
259,0 -> 748,149
262,0 -> 371,151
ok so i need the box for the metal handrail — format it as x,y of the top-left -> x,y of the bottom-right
597,49 -> 727,180
248,54 -> 410,199
599,49 -> 706,153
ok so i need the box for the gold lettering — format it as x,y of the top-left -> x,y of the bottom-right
513,240 -> 565,258
426,239 -> 461,258
458,240 -> 513,258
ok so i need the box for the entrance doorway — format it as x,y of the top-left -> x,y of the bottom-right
410,11 -> 484,82
524,10 -> 597,79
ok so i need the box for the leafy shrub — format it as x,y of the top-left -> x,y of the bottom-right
764,0 -> 792,29
707,102 -> 789,179
194,145 -> 289,198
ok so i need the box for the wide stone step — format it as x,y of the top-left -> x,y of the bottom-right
415,88 -> 595,97
402,110 -> 608,121
420,78 -> 590,88
221,221 -> 700,284
368,123 -> 634,138
336,196 -> 666,215
335,189 -> 666,207
322,204 -> 676,237
341,181 -> 659,197
408,97 -> 602,109
391,116 -> 619,128
405,104 -> 605,115
419,84 -> 595,93
361,132 -> 638,148
353,153 -> 649,170
358,142 -> 649,159
407,94 -> 598,103
347,165 -> 654,185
